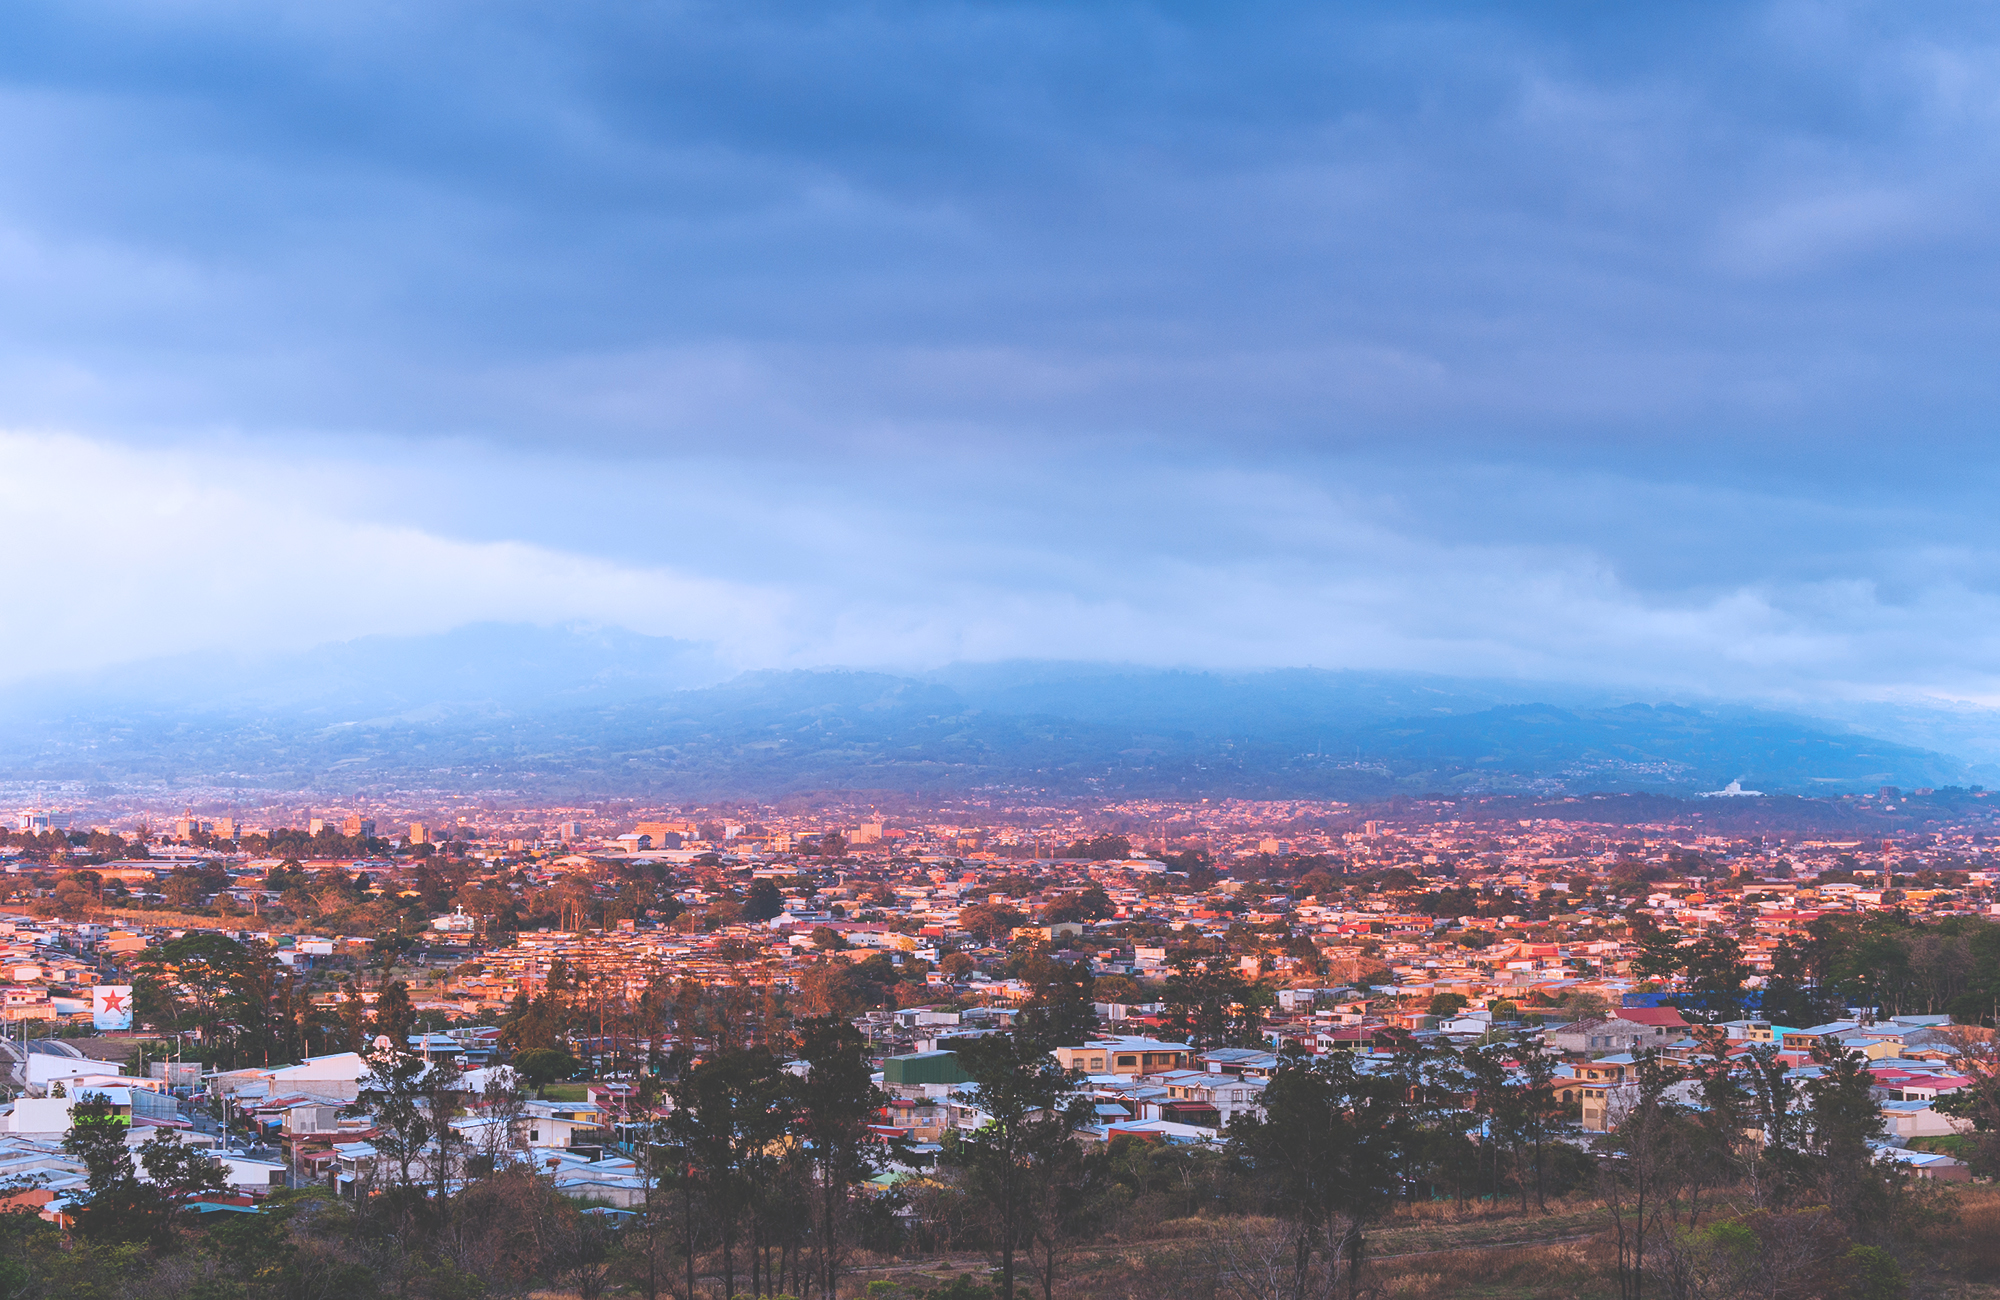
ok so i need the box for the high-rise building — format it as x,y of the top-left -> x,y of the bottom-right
408,823 -> 430,845
308,818 -> 329,835
341,815 -> 376,838
557,821 -> 584,841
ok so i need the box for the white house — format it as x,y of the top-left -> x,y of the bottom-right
260,1052 -> 369,1102
1879,1099 -> 1971,1139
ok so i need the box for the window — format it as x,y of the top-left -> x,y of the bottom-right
530,1130 -> 540,1142
1117,1055 -> 1137,1068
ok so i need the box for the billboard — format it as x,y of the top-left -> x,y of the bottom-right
92,985 -> 133,1031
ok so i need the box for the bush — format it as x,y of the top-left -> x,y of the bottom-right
1841,1245 -> 1906,1300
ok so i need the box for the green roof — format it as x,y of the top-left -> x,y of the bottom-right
881,1050 -> 971,1087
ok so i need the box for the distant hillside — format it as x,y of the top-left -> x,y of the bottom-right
0,628 -> 1975,797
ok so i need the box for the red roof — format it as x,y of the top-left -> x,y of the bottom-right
1614,1007 -> 1689,1028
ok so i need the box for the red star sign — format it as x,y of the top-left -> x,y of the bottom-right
97,990 -> 125,1012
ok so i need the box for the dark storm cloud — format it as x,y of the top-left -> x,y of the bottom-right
3,1 -> 1998,458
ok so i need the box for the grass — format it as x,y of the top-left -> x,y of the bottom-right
1909,1133 -> 1977,1157
539,1083 -> 590,1102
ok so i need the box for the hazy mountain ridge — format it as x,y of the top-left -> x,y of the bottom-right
0,626 -> 1981,797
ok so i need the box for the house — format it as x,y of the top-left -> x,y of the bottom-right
1612,1006 -> 1690,1039
1315,1026 -> 1415,1054
1200,1048 -> 1280,1078
544,1151 -> 646,1207
1093,1117 -> 1217,1144
1718,1020 -> 1777,1043
1052,1037 -> 1191,1078
1556,1056 -> 1631,1107
522,1099 -> 604,1149
1579,1081 -> 1628,1132
1546,1017 -> 1664,1057
1878,1100 -> 1971,1139
219,1052 -> 370,1104
881,1050 -> 972,1098
212,1152 -> 289,1196
1140,1069 -> 1267,1127
882,1097 -> 951,1142
1876,1145 -> 1970,1182
7,1083 -> 178,1133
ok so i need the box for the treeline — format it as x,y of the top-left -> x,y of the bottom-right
0,828 -> 142,862
1630,912 -> 2000,1027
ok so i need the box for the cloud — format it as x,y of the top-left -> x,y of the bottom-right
2,4 -> 2000,707
0,431 -> 786,681
7,430 -> 2000,711
0,2 -> 1995,458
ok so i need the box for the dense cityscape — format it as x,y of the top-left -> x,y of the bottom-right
0,785 -> 1995,1295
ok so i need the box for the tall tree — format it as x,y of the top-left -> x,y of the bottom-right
945,1031 -> 1095,1300
1017,956 -> 1098,1048
1160,954 -> 1273,1051
131,933 -> 278,1066
63,1091 -> 155,1244
667,1047 -> 786,1300
792,1016 -> 885,1300
374,979 -> 418,1044
1228,1046 -> 1405,1300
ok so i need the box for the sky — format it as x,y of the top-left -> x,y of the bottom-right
5,1 -> 2000,704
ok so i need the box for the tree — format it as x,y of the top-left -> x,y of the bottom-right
1762,933 -> 1844,1028
945,1031 -> 1095,1300
1022,1133 -> 1111,1300
162,870 -> 206,911
1161,954 -> 1273,1051
793,1016 -> 886,1298
1680,933 -> 1750,1023
513,1046 -> 582,1097
1597,1051 -> 1687,1300
1041,886 -> 1114,924
1018,957 -> 1097,1048
1797,1044 -> 1893,1228
1510,1035 -> 1566,1212
1559,990 -> 1612,1023
1228,1046 -> 1406,1300
130,933 -> 283,1068
959,903 -> 1028,947
1427,992 -> 1469,1019
743,878 -> 786,922
64,1091 -> 155,1243
139,1127 -> 230,1209
355,1045 -> 461,1193
1065,833 -> 1132,861
666,1048 -> 789,1300
374,979 -> 417,1044
1630,927 -> 1685,982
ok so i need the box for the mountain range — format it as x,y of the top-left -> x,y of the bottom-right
0,623 -> 1991,800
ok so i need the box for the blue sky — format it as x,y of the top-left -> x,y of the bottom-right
4,1 -> 2000,703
